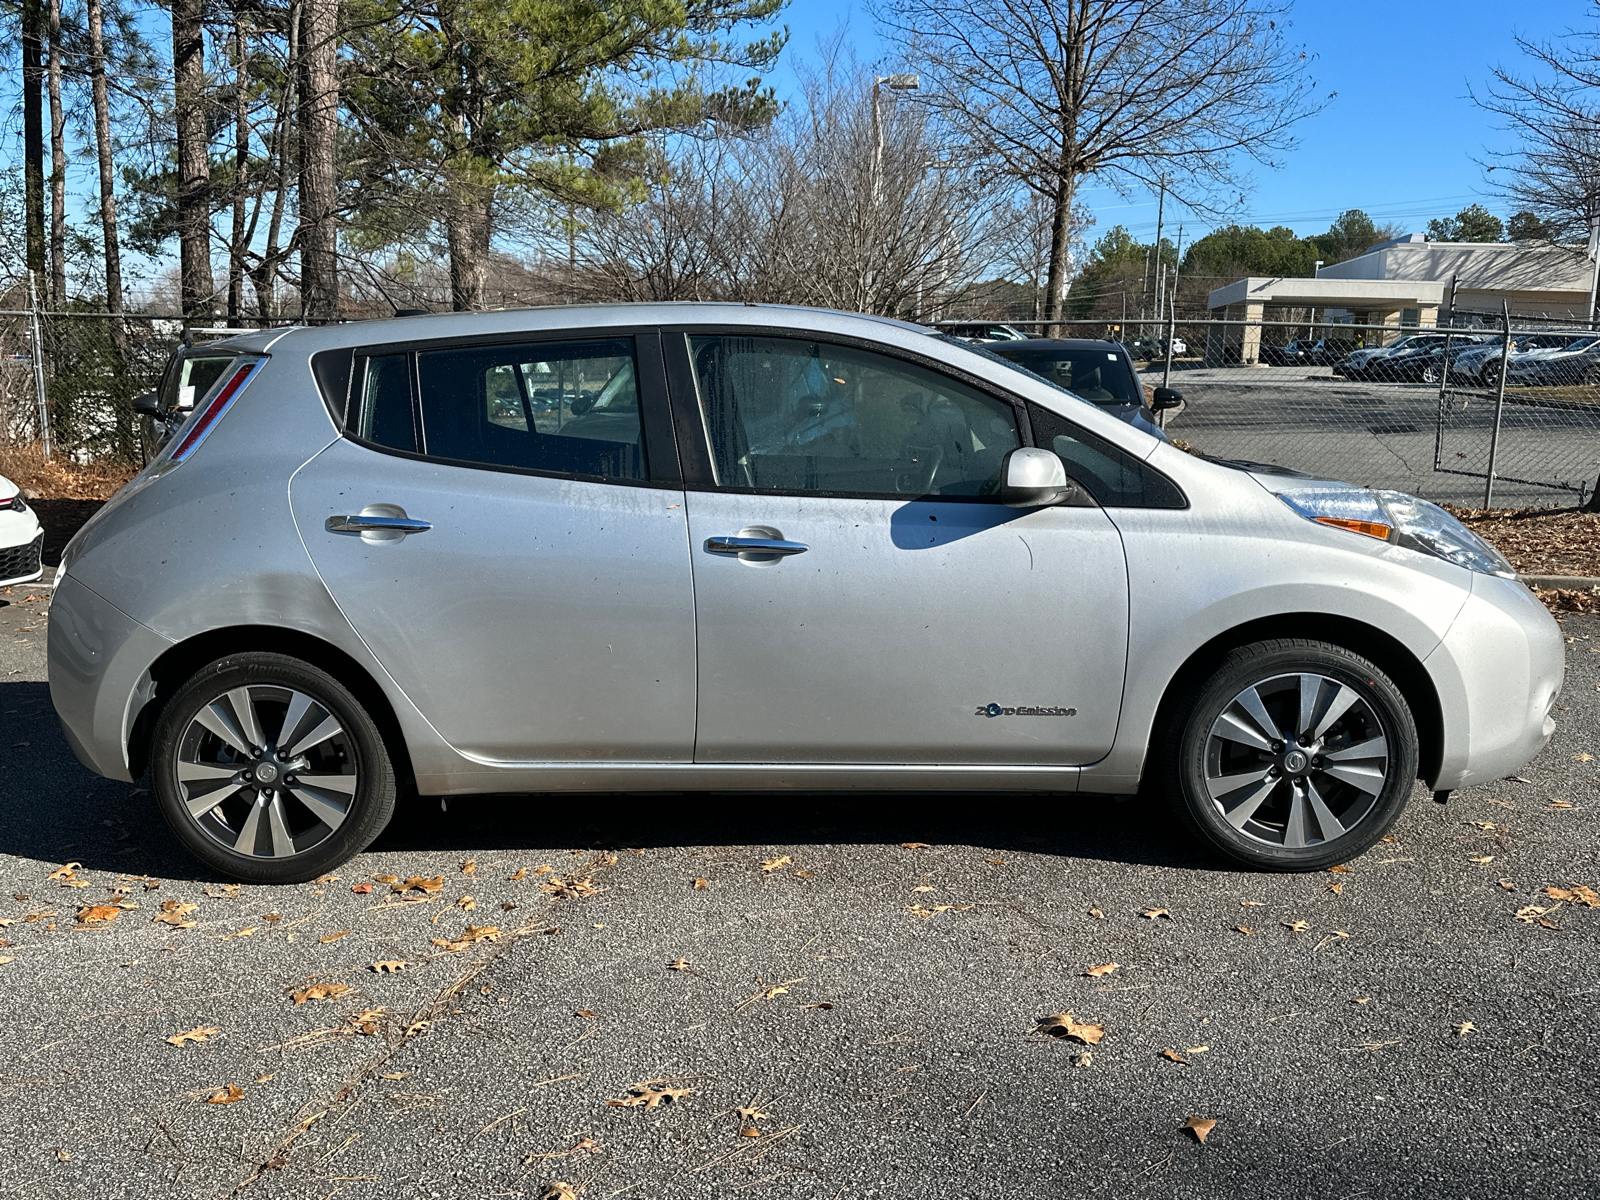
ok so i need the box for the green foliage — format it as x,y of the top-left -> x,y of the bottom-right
1506,210 -> 1555,242
1180,223 -> 1319,279
1426,203 -> 1504,243
1308,209 -> 1381,263
1065,225 -> 1174,318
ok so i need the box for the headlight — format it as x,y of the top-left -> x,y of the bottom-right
1277,487 -> 1516,578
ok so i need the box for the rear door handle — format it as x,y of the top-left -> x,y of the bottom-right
327,514 -> 432,534
705,536 -> 807,557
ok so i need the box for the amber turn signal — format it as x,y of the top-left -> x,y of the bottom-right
1314,516 -> 1393,541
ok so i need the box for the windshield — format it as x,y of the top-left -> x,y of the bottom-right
985,344 -> 1142,404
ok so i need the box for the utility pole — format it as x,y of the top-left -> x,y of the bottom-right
1149,178 -> 1166,335
869,73 -> 918,312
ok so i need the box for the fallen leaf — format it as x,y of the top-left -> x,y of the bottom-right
313,873 -> 339,884
757,986 -> 788,1001
56,1149 -> 71,1161
913,885 -> 935,893
1141,908 -> 1171,920
47,862 -> 82,881
1549,800 -> 1576,810
760,856 -> 792,873
906,905 -> 934,919
1469,855 -> 1494,865
1575,752 -> 1594,762
166,1025 -> 220,1047
606,1084 -> 693,1108
574,1009 -> 596,1018
369,961 -> 408,973
1539,915 -> 1561,930
154,900 -> 199,928
318,931 -> 350,944
508,868 -> 528,881
350,884 -> 374,895
1506,775 -> 1532,783
1072,1051 -> 1093,1068
1283,920 -> 1310,933
0,956 -> 13,965
737,1105 -> 770,1122
1351,997 -> 1370,1004
539,1184 -> 577,1200
1328,882 -> 1344,895
740,1127 -> 761,1137
1087,907 -> 1105,919
901,842 -> 931,850
538,875 -> 600,899
430,925 -> 501,952
1160,1048 -> 1187,1064
457,896 -> 477,911
460,859 -> 477,875
692,878 -> 709,890
794,869 -> 815,878
206,884 -> 241,899
1037,1012 -> 1105,1045
1515,905 -> 1552,923
1455,1021 -> 1476,1037
1084,963 -> 1119,978
1185,1045 -> 1211,1054
372,874 -> 399,884
75,905 -> 121,925
1469,821 -> 1498,831
206,1085 -> 245,1105
1183,1115 -> 1216,1144
533,865 -> 553,875
802,1001 -> 834,1010
393,876 -> 444,894
1240,899 -> 1266,906
1545,885 -> 1600,907
1235,925 -> 1255,935
347,1008 -> 384,1035
985,858 -> 1007,866
1327,865 -> 1351,874
1499,879 -> 1516,891
290,982 -> 353,1005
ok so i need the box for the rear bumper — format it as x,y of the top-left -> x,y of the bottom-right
1426,574 -> 1565,790
47,573 -> 173,782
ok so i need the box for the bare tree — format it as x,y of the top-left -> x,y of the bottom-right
86,0 -> 126,343
22,0 -> 47,281
298,0 -> 340,321
875,0 -> 1319,325
173,0 -> 215,316
227,6 -> 251,324
47,0 -> 67,306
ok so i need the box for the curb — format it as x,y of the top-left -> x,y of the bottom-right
1520,574 -> 1600,590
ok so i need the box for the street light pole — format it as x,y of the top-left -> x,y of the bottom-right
871,73 -> 919,211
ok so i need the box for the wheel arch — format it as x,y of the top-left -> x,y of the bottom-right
1142,613 -> 1444,787
127,625 -> 415,791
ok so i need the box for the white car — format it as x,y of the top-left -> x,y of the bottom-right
0,473 -> 44,587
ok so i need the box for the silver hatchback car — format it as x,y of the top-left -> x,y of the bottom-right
49,304 -> 1563,882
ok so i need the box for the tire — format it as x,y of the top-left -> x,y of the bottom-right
1159,639 -> 1419,872
1582,365 -> 1600,387
150,652 -> 397,883
1421,365 -> 1441,385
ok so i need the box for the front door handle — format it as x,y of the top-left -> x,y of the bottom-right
705,535 -> 807,557
327,514 -> 432,534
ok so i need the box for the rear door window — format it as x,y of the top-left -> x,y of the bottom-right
159,353 -> 237,412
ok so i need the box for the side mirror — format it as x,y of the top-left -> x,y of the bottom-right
1000,447 -> 1072,508
133,390 -> 161,416
1151,387 -> 1184,411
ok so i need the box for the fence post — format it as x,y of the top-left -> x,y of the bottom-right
1483,300 -> 1511,509
27,270 -> 52,462
1432,322 -> 1454,472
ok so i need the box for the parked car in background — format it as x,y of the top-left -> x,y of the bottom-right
1264,337 -> 1360,368
1337,334 -> 1448,380
1450,333 -> 1574,385
946,322 -> 1030,343
0,473 -> 44,587
986,338 -> 1180,439
1507,335 -> 1600,387
1124,335 -> 1187,360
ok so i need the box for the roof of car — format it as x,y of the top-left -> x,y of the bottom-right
987,338 -> 1124,352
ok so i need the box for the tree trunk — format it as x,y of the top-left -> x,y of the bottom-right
173,0 -> 214,317
47,0 -> 67,307
86,0 -> 126,354
251,0 -> 298,320
1043,169 -> 1077,332
297,0 -> 339,322
228,12 -> 249,325
446,190 -> 493,311
22,0 -> 46,281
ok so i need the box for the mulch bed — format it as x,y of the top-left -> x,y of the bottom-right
1449,504 -> 1600,615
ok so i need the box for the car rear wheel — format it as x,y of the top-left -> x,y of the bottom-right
1161,639 -> 1419,871
150,652 -> 397,883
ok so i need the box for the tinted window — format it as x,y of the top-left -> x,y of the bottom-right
1028,402 -> 1185,508
991,346 -> 1141,405
414,339 -> 645,481
689,335 -> 1022,498
357,354 -> 416,452
159,353 -> 236,412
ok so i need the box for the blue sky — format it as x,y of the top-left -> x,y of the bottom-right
763,0 -> 1586,246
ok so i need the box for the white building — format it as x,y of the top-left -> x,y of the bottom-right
1205,234 -> 1594,364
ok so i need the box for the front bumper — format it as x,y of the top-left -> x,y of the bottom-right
48,573 -> 174,782
0,530 -> 43,586
1426,573 -> 1565,790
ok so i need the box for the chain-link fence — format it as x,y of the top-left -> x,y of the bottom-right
0,309 -> 281,466
946,316 -> 1600,509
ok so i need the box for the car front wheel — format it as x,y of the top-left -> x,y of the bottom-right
150,652 -> 397,883
1162,639 -> 1419,871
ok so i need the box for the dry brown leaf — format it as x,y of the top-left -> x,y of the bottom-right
430,924 -> 501,952
290,982 -> 353,1005
1498,878 -> 1517,891
372,874 -> 399,884
1327,864 -> 1351,874
913,884 -> 935,893
667,958 -> 690,970
1469,821 -> 1498,831
1084,963 -> 1119,978
318,931 -> 350,944
901,842 -> 931,849
206,884 -> 241,898
985,858 -> 1007,866
1235,925 -> 1255,935
1469,855 -> 1494,865
206,1084 -> 245,1105
1160,1048 -> 1187,1064
47,862 -> 82,881
508,868 -> 528,881
75,905 -> 121,925
1576,752 -> 1594,762
1087,907 -> 1105,919
606,1084 -> 693,1108
1185,1045 -> 1211,1054
1141,908 -> 1171,920
574,1009 -> 596,1018
1183,1116 -> 1217,1144
1549,800 -> 1577,810
460,859 -> 477,874
538,875 -> 600,899
539,1182 -> 577,1200
457,896 -> 477,911
1351,997 -> 1370,1004
1283,920 -> 1311,933
1515,905 -> 1552,922
692,878 -> 709,890
1328,882 -> 1344,895
737,1105 -> 770,1122
0,956 -> 14,965
757,986 -> 788,1001
533,865 -> 553,875
1545,885 -> 1600,907
350,883 -> 374,894
1037,1012 -> 1105,1045
393,876 -> 444,894
760,856 -> 792,872
1455,1021 -> 1476,1037
740,1127 -> 762,1137
165,1025 -> 219,1047
370,960 -> 408,973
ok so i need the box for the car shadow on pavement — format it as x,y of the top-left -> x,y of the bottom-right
0,678 -> 1218,879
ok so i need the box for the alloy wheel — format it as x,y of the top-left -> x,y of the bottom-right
1203,672 -> 1388,849
175,684 -> 358,859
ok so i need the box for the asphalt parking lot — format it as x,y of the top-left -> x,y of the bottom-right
1153,366 -> 1600,508
2,577 -> 1598,1199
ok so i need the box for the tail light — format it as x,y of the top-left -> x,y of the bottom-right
167,359 -> 263,464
